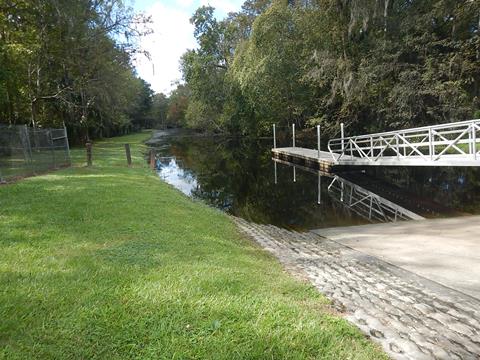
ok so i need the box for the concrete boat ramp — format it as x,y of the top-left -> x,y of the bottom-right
313,216 -> 480,300
237,216 -> 480,359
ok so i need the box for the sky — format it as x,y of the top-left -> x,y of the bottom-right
131,0 -> 244,95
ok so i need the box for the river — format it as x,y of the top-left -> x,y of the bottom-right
148,130 -> 480,230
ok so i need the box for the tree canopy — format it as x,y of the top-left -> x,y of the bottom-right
179,0 -> 480,136
0,0 -> 153,141
2,0 -> 479,139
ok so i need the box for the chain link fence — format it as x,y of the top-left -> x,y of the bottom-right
0,125 -> 71,182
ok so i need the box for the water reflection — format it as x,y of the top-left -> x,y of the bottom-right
327,175 -> 424,223
272,158 -> 424,224
150,131 -> 480,230
156,157 -> 198,196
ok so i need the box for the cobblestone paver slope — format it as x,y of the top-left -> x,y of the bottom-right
234,218 -> 480,360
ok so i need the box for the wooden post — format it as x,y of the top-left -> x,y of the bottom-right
86,141 -> 92,166
124,143 -> 132,167
149,149 -> 155,169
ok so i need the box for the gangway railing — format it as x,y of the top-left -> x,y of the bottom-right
328,119 -> 480,167
328,176 -> 424,223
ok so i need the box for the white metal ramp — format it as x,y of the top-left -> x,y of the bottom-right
328,119 -> 480,167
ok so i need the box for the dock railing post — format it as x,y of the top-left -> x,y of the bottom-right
469,123 -> 474,156
292,123 -> 295,147
340,123 -> 345,153
273,124 -> 276,149
317,125 -> 321,159
370,136 -> 374,159
472,121 -> 477,160
396,134 -> 400,159
428,128 -> 433,160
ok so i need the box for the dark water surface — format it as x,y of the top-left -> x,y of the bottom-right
149,130 -> 480,230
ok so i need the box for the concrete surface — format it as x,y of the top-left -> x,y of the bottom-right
312,216 -> 480,300
236,217 -> 480,359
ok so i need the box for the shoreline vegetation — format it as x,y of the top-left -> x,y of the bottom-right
0,131 -> 386,359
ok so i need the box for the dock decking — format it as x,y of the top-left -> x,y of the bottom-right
272,146 -> 480,170
271,147 -> 338,172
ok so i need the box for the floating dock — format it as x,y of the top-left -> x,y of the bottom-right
271,147 -> 339,172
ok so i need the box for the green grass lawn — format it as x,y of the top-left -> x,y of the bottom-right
0,131 -> 386,359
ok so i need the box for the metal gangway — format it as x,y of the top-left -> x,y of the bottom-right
328,119 -> 480,167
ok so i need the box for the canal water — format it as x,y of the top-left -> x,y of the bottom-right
149,130 -> 480,230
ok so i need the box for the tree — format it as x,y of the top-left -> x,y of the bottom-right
180,0 -> 480,136
150,93 -> 169,129
0,0 -> 153,142
167,84 -> 190,128
230,1 -> 314,132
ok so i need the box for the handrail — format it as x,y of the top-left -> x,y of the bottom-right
332,119 -> 480,141
328,119 -> 480,164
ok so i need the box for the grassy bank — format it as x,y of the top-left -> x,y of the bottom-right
0,131 -> 386,359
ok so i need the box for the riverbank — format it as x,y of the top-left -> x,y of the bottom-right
0,131 -> 385,359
